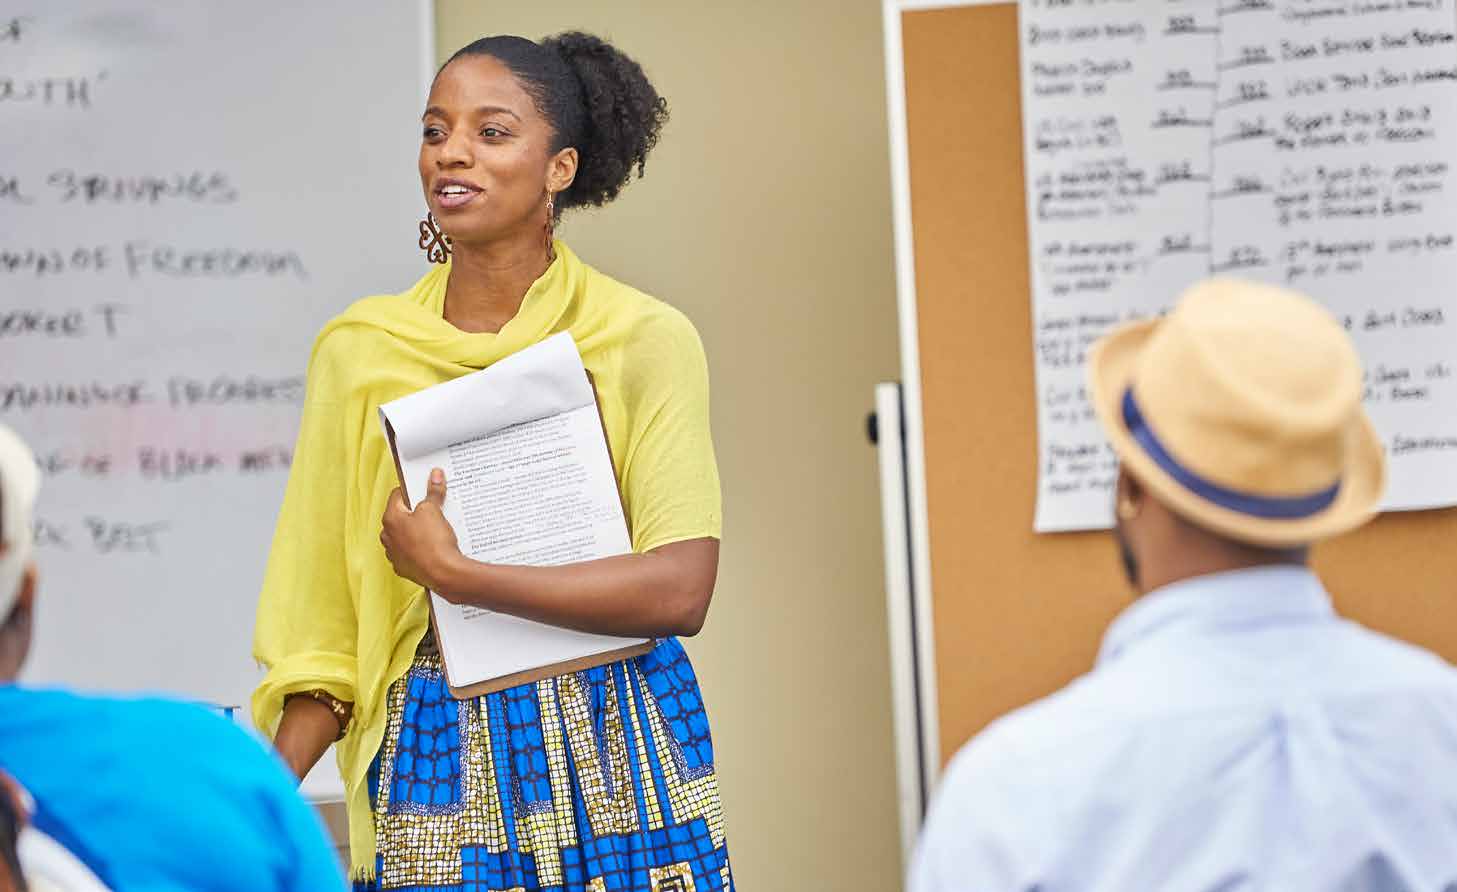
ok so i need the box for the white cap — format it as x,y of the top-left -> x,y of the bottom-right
0,424 -> 39,617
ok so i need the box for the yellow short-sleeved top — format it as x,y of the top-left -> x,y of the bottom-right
250,241 -> 720,875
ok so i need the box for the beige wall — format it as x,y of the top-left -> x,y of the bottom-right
434,1 -> 904,888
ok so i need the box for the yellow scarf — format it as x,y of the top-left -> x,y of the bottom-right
252,241 -> 721,880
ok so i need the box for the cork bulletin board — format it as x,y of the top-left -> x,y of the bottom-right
897,1 -> 1457,765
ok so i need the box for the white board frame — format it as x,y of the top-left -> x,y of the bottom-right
874,382 -> 923,861
420,0 -> 438,99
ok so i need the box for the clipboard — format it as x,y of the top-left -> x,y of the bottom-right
384,368 -> 652,699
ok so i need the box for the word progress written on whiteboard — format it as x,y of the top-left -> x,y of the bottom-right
1020,0 -> 1457,533
0,0 -> 425,734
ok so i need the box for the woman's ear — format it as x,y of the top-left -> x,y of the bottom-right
547,146 -> 579,196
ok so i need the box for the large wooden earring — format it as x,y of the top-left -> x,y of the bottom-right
418,213 -> 451,264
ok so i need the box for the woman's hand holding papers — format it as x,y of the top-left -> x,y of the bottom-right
378,467 -> 720,639
380,468 -> 462,595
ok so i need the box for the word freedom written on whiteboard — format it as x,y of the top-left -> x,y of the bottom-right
1020,0 -> 1457,532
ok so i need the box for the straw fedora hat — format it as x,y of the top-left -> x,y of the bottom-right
1088,278 -> 1386,548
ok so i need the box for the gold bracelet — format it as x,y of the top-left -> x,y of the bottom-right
287,689 -> 351,741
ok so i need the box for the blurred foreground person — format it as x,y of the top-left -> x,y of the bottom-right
912,280 -> 1457,891
0,771 -> 23,892
0,425 -> 346,892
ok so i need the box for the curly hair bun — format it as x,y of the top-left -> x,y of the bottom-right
543,32 -> 668,211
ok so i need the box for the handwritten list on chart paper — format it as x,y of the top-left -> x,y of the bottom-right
1020,0 -> 1457,532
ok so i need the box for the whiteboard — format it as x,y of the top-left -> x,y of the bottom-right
0,2 -> 433,795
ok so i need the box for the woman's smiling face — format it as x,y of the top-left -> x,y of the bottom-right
418,54 -> 563,248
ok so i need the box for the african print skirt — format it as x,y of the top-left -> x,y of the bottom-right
353,635 -> 733,892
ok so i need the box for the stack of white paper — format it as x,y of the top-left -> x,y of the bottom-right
379,332 -> 649,694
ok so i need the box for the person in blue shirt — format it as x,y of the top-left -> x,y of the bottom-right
0,424 -> 347,892
912,279 -> 1457,891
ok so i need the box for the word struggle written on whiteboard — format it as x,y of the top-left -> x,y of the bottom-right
1020,0 -> 1457,533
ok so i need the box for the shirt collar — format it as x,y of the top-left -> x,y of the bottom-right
1097,565 -> 1334,666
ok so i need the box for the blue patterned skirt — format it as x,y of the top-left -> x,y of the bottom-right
353,634 -> 733,892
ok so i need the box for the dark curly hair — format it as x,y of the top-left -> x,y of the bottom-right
441,33 -> 669,217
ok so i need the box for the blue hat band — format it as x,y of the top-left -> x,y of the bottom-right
1120,389 -> 1341,520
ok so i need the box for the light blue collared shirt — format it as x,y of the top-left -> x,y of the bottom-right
911,566 -> 1457,892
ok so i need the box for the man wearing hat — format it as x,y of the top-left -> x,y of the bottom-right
0,424 -> 346,890
911,280 -> 1457,890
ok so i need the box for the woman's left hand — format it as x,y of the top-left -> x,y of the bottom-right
380,468 -> 462,593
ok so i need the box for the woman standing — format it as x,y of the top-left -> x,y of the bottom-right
253,33 -> 731,892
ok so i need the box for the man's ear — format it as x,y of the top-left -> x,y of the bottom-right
1122,468 -> 1144,504
5,564 -> 35,632
16,564 -> 34,615
1115,468 -> 1137,505
1124,466 -> 1148,501
0,564 -> 36,680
